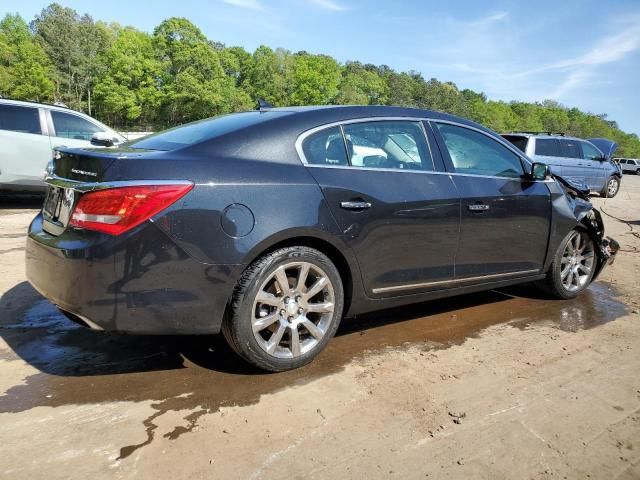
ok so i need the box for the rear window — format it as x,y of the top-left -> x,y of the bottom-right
130,111 -> 291,151
534,138 -> 561,157
501,135 -> 528,153
0,104 -> 42,134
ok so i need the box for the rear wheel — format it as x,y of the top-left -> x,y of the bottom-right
543,229 -> 596,299
222,246 -> 344,372
601,176 -> 620,197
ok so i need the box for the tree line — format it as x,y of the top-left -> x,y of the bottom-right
1,3 -> 639,157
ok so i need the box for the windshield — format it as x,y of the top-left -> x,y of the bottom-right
129,111 -> 291,151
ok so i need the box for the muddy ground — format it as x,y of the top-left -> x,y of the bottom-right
1,176 -> 639,480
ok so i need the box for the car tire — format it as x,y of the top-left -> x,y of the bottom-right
222,246 -> 344,372
601,176 -> 620,198
542,229 -> 597,300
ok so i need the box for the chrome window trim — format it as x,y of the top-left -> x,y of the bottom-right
371,268 -> 541,294
295,116 -> 540,182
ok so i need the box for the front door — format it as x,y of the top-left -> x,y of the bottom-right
580,140 -> 607,190
300,120 -> 460,296
432,121 -> 550,279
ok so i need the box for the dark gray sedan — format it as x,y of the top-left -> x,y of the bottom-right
26,105 -> 618,371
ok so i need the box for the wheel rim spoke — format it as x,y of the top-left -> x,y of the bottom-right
301,318 -> 324,339
256,291 -> 280,307
266,323 -> 287,354
290,325 -> 301,357
253,313 -> 280,332
296,263 -> 310,291
306,302 -> 334,313
274,267 -> 291,295
305,277 -> 328,300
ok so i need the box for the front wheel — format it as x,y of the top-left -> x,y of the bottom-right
543,229 -> 597,299
223,246 -> 344,372
601,176 -> 620,198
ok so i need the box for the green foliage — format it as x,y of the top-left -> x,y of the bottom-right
0,14 -> 54,101
2,4 -> 638,156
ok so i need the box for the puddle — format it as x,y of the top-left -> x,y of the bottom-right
0,280 -> 627,458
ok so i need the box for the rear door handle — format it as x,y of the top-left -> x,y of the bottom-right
468,204 -> 490,212
340,200 -> 372,210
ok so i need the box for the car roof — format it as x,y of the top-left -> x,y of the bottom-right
502,132 -> 585,141
0,97 -> 73,112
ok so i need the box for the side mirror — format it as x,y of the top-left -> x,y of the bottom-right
531,162 -> 550,180
90,132 -> 120,147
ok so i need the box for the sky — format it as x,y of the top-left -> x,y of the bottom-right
3,0 -> 640,135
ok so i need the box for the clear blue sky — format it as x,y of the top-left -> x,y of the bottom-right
3,0 -> 640,135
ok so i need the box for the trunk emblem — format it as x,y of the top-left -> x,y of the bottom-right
71,168 -> 98,177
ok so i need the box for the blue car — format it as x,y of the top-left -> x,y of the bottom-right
501,133 -> 621,197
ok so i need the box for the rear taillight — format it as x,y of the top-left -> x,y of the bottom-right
70,183 -> 193,235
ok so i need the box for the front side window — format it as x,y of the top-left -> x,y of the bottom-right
342,121 -> 432,171
0,104 -> 42,134
302,126 -> 349,166
560,139 -> 582,159
534,138 -> 561,157
581,141 -> 602,160
435,123 -> 524,178
51,111 -> 102,140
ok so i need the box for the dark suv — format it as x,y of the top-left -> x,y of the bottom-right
501,133 -> 621,197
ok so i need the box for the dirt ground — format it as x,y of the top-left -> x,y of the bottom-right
1,176 -> 639,480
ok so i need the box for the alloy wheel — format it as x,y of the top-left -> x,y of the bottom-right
252,261 -> 335,359
607,178 -> 619,197
560,231 -> 595,292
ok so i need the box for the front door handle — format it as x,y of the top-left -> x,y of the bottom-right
468,204 -> 490,212
340,200 -> 372,210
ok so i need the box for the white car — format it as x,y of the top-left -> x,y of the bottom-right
618,158 -> 640,175
0,99 -> 125,193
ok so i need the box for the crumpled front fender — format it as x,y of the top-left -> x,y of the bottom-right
579,208 -> 619,280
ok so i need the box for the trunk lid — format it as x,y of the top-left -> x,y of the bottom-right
52,146 -> 152,182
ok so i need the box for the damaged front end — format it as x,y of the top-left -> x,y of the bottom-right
551,173 -> 619,280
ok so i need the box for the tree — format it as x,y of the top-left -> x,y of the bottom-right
335,61 -> 388,105
242,45 -> 291,106
0,14 -> 53,101
288,52 -> 341,105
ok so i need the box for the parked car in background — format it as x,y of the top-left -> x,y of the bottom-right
501,132 -> 621,197
26,105 -> 618,372
617,158 -> 640,175
0,99 -> 125,194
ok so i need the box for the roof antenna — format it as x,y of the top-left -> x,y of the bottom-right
257,98 -> 273,111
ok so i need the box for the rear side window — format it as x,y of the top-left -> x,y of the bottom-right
435,123 -> 523,178
0,104 -> 42,134
51,111 -> 102,140
581,141 -> 602,160
560,139 -> 582,159
501,135 -> 528,153
534,139 -> 561,157
343,121 -> 432,171
302,127 -> 349,166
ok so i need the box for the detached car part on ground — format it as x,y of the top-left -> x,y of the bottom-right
25,106 -> 618,372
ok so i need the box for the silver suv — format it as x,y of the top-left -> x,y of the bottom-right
0,99 -> 124,193
617,158 -> 640,175
501,132 -> 621,197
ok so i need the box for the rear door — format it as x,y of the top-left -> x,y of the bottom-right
432,121 -> 550,279
0,103 -> 52,187
300,120 -> 460,296
558,139 -> 586,184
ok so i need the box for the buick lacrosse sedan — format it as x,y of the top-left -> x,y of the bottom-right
26,105 -> 618,371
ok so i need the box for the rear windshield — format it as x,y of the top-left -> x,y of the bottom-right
501,135 -> 528,153
129,111 -> 290,151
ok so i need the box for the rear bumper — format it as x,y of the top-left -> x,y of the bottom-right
25,213 -> 238,334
